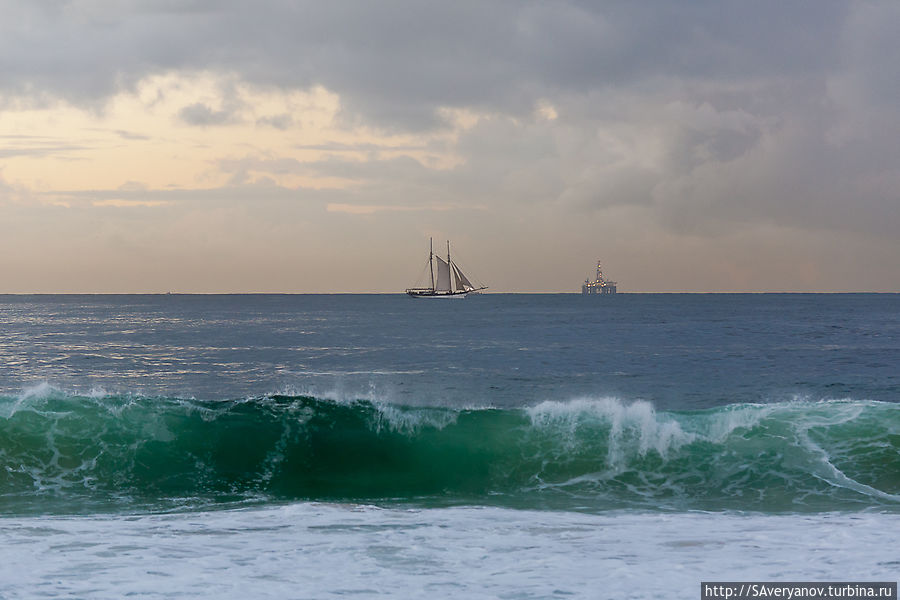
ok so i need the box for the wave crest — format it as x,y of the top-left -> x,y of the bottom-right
1,391 -> 898,514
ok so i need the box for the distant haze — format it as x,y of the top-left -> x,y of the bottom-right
1,1 -> 898,292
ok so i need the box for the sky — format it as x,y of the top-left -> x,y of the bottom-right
1,1 -> 899,293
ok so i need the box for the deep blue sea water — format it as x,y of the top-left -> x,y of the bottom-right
1,294 -> 898,598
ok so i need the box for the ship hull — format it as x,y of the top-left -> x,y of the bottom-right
406,290 -> 469,298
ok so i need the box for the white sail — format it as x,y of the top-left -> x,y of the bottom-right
434,256 -> 452,292
452,262 -> 474,291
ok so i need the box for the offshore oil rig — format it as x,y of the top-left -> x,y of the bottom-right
582,260 -> 617,294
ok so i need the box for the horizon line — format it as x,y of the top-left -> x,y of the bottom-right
1,291 -> 898,296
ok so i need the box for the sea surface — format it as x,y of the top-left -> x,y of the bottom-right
0,293 -> 898,598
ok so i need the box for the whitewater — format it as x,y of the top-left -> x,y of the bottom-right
2,504 -> 897,599
0,293 -> 898,598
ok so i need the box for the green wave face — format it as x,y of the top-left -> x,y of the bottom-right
1,390 -> 899,514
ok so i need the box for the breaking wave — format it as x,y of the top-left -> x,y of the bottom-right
1,386 -> 898,514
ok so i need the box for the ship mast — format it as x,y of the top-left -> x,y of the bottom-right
447,240 -> 452,293
429,237 -> 435,291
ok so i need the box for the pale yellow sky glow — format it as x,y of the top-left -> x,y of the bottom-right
1,73 -> 461,196
1,2 -> 899,293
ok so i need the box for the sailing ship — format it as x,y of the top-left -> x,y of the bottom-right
406,238 -> 487,298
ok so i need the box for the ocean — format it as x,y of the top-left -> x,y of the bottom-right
0,293 -> 898,598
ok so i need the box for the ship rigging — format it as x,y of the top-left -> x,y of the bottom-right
406,238 -> 487,298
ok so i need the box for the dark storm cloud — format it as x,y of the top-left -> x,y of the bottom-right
0,1 -> 848,127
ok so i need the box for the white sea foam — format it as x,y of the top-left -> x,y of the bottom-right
18,381 -> 61,400
526,397 -> 696,465
369,402 -> 459,434
699,402 -> 772,442
0,503 -> 896,600
0,382 -> 63,419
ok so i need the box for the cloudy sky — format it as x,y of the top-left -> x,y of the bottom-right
1,1 -> 898,292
